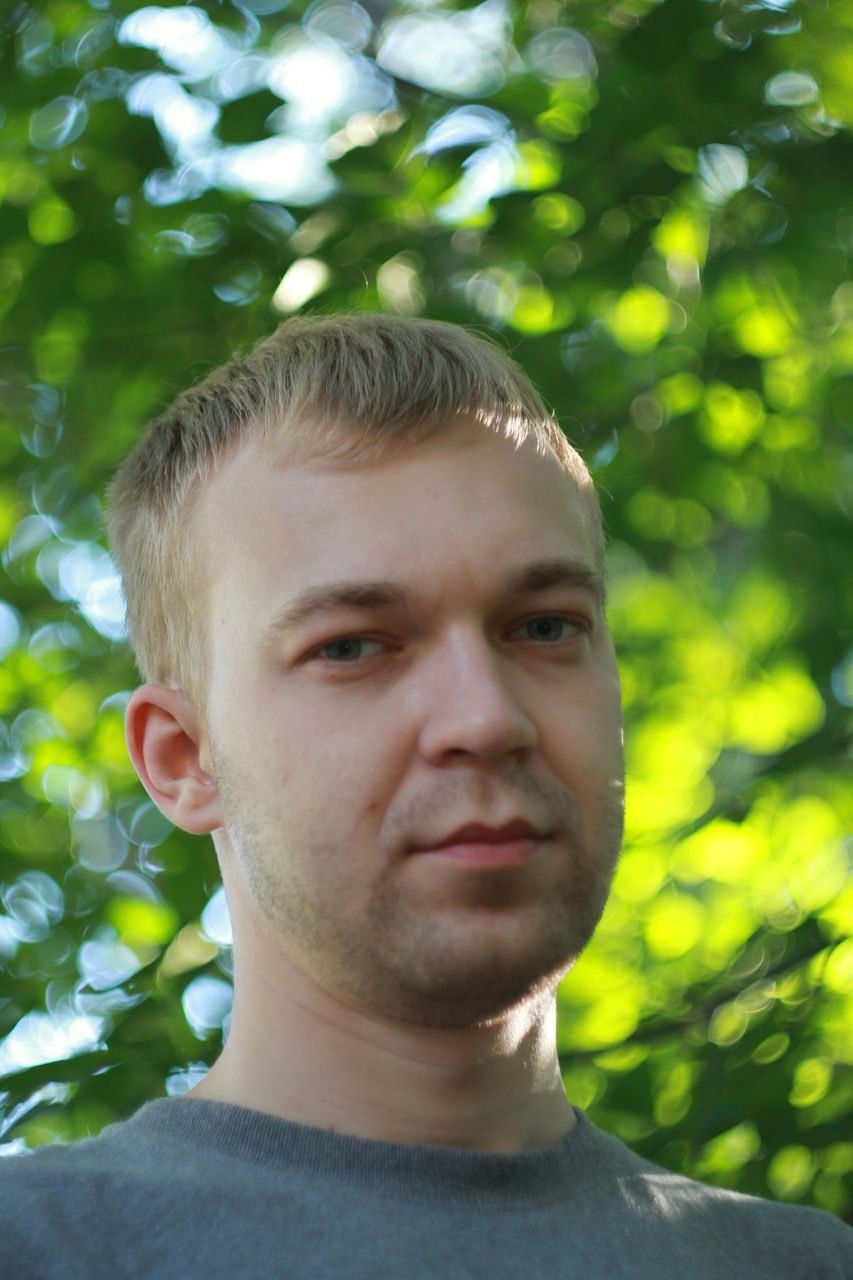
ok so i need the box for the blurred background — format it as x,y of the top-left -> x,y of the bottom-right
0,0 -> 851,1216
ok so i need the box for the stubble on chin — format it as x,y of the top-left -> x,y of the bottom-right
358,777 -> 625,1027
362,820 -> 622,1028
211,740 -> 624,1030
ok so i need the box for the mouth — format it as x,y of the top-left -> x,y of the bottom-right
413,820 -> 549,870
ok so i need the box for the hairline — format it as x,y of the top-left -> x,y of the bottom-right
107,315 -> 606,705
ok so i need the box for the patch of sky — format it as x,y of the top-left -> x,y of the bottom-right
77,68 -> 132,104
272,258 -> 331,312
124,57 -> 357,204
0,1009 -> 106,1079
0,717 -> 29,782
29,96 -> 88,149
69,17 -> 114,70
525,27 -> 596,82
697,145 -> 749,206
31,463 -> 77,519
0,1140 -> 27,1158
831,649 -> 853,708
42,765 -> 106,818
35,541 -> 125,641
462,266 -> 516,322
201,885 -> 233,948
28,380 -> 63,425
154,211 -> 229,258
166,1063 -> 210,1095
1,873 -> 63,945
415,106 -> 517,226
116,2 -> 398,206
118,6 -> 243,80
29,621 -> 87,673
182,975 -> 233,1039
11,708 -> 58,761
105,872 -> 162,905
126,74 -> 219,162
17,16 -> 53,76
305,0 -> 373,50
0,602 -> 21,661
124,800 -> 174,849
415,105 -> 510,157
0,1083 -> 71,1144
592,431 -> 620,469
764,71 -> 819,107
377,0 -> 515,97
78,938 -> 143,991
215,137 -> 338,204
72,812 -> 129,874
241,0 -> 290,12
2,707 -> 80,789
213,262 -> 263,306
22,418 -> 63,457
0,916 -> 19,961
437,138 -> 520,224
277,33 -> 393,124
269,32 -> 362,126
3,514 -> 54,570
143,164 -> 210,206
210,52 -> 272,102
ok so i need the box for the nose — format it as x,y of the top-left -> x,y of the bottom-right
416,629 -> 539,765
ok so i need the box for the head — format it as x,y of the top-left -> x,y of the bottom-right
110,315 -> 623,1030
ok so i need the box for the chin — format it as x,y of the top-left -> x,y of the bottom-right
415,973 -> 569,1031
363,930 -> 586,1030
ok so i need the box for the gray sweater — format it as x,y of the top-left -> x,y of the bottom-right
0,1098 -> 849,1278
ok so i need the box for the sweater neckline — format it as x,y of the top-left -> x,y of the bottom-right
119,1096 -> 606,1207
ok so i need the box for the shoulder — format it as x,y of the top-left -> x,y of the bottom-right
578,1118 -> 852,1276
0,1104 -> 202,1206
0,1140 -> 113,1278
0,1104 -> 198,1218
0,1114 -> 207,1279
0,1127 -> 154,1225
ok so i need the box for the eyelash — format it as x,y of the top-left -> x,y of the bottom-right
310,615 -> 590,665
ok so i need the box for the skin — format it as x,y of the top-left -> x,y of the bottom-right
126,424 -> 625,1153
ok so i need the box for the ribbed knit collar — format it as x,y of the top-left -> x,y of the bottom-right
116,1097 -> 616,1208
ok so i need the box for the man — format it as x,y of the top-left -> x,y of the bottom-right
1,315 -> 849,1278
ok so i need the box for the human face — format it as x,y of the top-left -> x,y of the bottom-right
197,427 -> 624,1028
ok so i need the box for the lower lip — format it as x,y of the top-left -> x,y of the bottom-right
417,838 -> 543,869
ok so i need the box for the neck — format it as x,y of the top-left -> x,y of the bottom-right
190,890 -> 576,1154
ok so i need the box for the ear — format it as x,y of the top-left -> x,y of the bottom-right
125,685 -> 224,835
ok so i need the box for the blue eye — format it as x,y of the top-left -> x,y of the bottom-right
520,616 -> 583,642
317,637 -> 383,662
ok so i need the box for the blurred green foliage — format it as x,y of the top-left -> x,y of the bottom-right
0,0 -> 851,1219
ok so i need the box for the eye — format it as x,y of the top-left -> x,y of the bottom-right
314,636 -> 386,663
515,615 -> 587,644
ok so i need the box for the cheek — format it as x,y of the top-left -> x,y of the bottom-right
544,688 -> 622,775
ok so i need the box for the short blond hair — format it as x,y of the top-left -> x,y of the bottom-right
106,313 -> 602,702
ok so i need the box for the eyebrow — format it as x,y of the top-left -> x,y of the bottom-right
265,557 -> 605,642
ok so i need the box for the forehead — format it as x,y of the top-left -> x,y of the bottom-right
196,429 -> 598,623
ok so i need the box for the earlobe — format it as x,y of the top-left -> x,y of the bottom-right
125,685 -> 224,836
